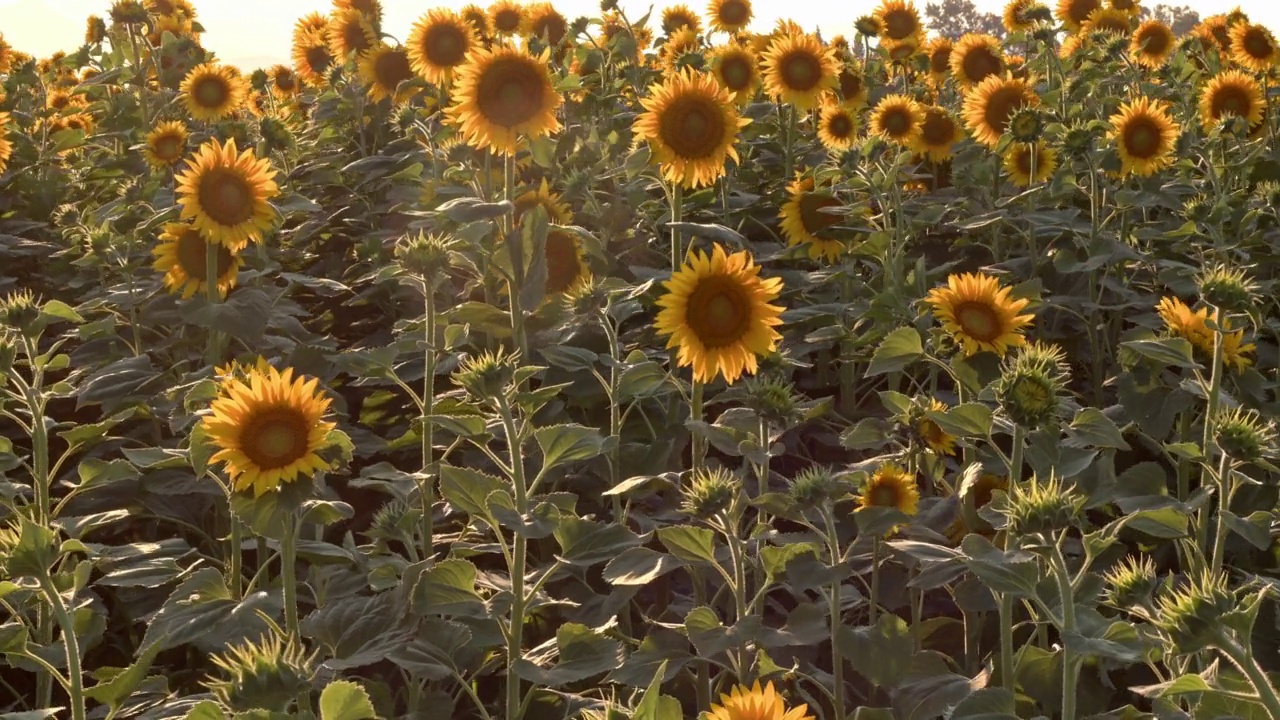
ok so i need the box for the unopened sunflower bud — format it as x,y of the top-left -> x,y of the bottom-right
1007,106 -> 1044,143
996,341 -> 1069,430
1214,406 -> 1278,464
855,15 -> 882,37
741,376 -> 800,428
682,467 -> 739,519
395,232 -> 453,279
0,290 -> 42,337
204,633 -> 315,712
1103,554 -> 1159,610
1153,570 -> 1236,653
1002,474 -> 1082,537
789,465 -> 842,508
1197,264 -> 1255,314
454,348 -> 518,402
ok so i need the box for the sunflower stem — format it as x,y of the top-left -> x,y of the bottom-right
1050,539 -> 1078,720
1198,305 -> 1225,565
1210,453 -> 1234,577
670,182 -> 684,272
690,379 -> 705,474
504,152 -> 528,361
281,511 -> 299,641
38,574 -> 85,720
822,507 -> 847,720
869,534 -> 881,625
205,238 -> 223,366
227,501 -> 243,599
1213,629 -> 1280,720
420,285 -> 436,559
999,425 -> 1026,694
497,395 -> 529,720
783,104 -> 797,181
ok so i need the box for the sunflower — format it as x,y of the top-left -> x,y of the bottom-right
1003,0 -> 1038,33
180,63 -> 248,122
1108,95 -> 1179,177
949,34 -> 1004,89
514,179 -> 574,225
962,74 -> 1039,147
175,138 -> 279,251
1229,22 -> 1279,73
447,44 -> 563,155
662,4 -> 702,35
488,0 -> 525,37
926,36 -> 953,85
924,272 -> 1035,356
760,32 -> 839,111
1056,0 -> 1101,33
876,0 -> 924,44
152,221 -> 242,299
837,63 -> 869,109
913,105 -> 961,162
143,120 -> 189,170
1004,140 -> 1058,186
946,473 -> 1007,543
269,65 -> 300,98
856,463 -> 920,518
661,28 -> 704,71
655,243 -> 785,384
1156,297 -> 1255,372
542,229 -> 589,294
885,36 -> 922,64
918,398 -> 957,455
0,114 -> 11,176
871,93 -> 926,146
705,682 -> 815,720
1199,69 -> 1264,130
1194,16 -> 1231,54
1109,0 -> 1141,17
294,10 -> 329,37
1080,7 -> 1132,36
333,0 -> 382,27
408,10 -> 477,85
817,102 -> 859,151
708,0 -> 752,33
460,5 -> 492,39
292,29 -> 333,84
633,69 -> 748,188
328,8 -> 378,60
202,365 -> 337,497
357,44 -> 416,103
779,176 -> 845,262
709,43 -> 760,105
526,3 -> 569,46
1130,20 -> 1175,69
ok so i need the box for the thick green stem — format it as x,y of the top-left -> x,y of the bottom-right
205,239 -> 223,365
504,153 -> 527,360
670,183 -> 684,272
1051,542 -> 1077,720
1198,306 -> 1225,559
421,287 -> 436,557
40,576 -> 85,720
1215,630 -> 1280,720
228,512 -> 242,599
1211,454 -> 1234,577
1000,426 -> 1026,693
281,512 -> 300,640
783,104 -> 797,181
498,397 -> 528,720
824,510 -> 846,720
726,527 -> 752,682
690,379 -> 705,474
869,535 -> 881,625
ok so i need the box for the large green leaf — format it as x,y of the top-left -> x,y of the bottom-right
319,680 -> 376,720
512,622 -> 623,686
866,327 -> 924,376
554,516 -> 643,567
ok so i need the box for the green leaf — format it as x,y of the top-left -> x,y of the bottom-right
949,688 -> 1019,719
1223,510 -> 1273,551
633,660 -> 682,720
603,547 -> 682,586
1108,507 -> 1188,539
932,403 -> 994,437
535,424 -> 609,473
512,622 -> 623,686
1067,408 -> 1130,450
657,526 -> 717,564
554,517 -> 643,567
759,543 -> 820,582
181,701 -> 228,720
410,559 -> 487,618
41,299 -> 84,324
866,327 -> 924,376
437,197 -> 513,222
665,221 -> 747,247
438,465 -> 505,519
1131,673 -> 1212,698
141,568 -> 270,653
617,361 -> 670,401
83,642 -> 165,711
319,680 -> 377,720
960,534 -> 1040,597
838,613 -> 914,688
539,346 -> 599,371
1120,338 -> 1198,369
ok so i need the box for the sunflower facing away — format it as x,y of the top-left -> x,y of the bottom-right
950,33 -> 1005,89
705,682 -> 814,720
1056,0 -> 1101,33
917,398 -> 957,455
488,0 -> 525,37
202,365 -> 337,497
143,120 -> 189,170
655,243 -> 785,384
175,138 -> 279,251
708,0 -> 753,34
1156,297 -> 1255,372
633,69 -> 749,188
459,4 -> 492,39
876,0 -> 924,44
180,63 -> 248,122
1198,69 -> 1264,131
925,272 -> 1035,356
1004,140 -> 1058,186
1109,95 -> 1179,177
1130,19 -> 1175,69
268,65 -> 300,98
292,29 -> 334,85
1230,22 -> 1278,74
152,221 -> 242,299
871,93 -> 926,146
333,0 -> 383,28
779,176 -> 845,262
328,8 -> 378,60
856,463 -> 921,518
514,179 -> 574,225
447,44 -> 563,156
817,102 -> 858,151
761,32 -> 839,111
913,105 -> 961,162
358,43 -> 416,103
710,44 -> 760,106
962,74 -> 1039,147
408,9 -> 477,85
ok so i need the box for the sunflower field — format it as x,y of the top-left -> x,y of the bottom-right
5,0 -> 1280,717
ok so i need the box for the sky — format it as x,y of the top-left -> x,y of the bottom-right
1,0 -> 1277,70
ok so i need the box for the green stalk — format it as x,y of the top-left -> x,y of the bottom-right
1000,425 -> 1026,692
869,535 -> 882,625
39,576 -> 85,720
497,396 -> 528,720
420,287 -> 436,557
1051,541 -> 1077,720
601,310 -> 625,525
1214,629 -> 1280,719
690,379 -> 705,474
823,508 -> 846,720
205,239 -> 224,365
783,104 -> 797,181
725,525 -> 752,683
1197,306 -> 1225,561
28,367 -> 53,710
670,183 -> 684,272
1210,453 -> 1234,577
281,512 -> 300,640
504,153 -> 527,360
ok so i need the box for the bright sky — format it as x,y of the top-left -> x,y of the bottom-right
1,0 -> 1277,70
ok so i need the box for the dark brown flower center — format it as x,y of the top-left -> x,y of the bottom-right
982,86 -> 1027,137
1243,28 -> 1274,58
1067,0 -> 1100,24
930,47 -> 950,73
153,134 -> 183,161
193,75 -> 230,108
175,228 -> 233,279
658,93 -> 727,158
494,8 -> 522,33
374,48 -> 414,93
1123,116 -> 1161,158
685,276 -> 752,348
955,301 -> 1001,341
779,50 -> 822,91
342,21 -> 372,54
544,230 -> 583,294
241,407 -> 310,470
921,110 -> 955,146
825,112 -> 854,138
423,23 -> 467,67
719,55 -> 754,90
717,0 -> 750,26
1139,27 -> 1171,55
533,13 -> 568,45
798,191 -> 840,234
476,57 -> 547,127
883,9 -> 918,40
870,483 -> 902,508
198,168 -> 255,226
304,44 -> 333,72
881,106 -> 913,137
961,46 -> 1003,83
839,69 -> 863,100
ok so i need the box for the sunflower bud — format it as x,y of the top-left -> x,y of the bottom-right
682,467 -> 740,519
789,465 -> 843,508
109,0 -> 150,27
1213,406 -> 1278,464
1254,181 -> 1280,210
1103,554 -> 1159,611
855,15 -> 882,37
1197,264 -> 1256,314
1002,474 -> 1082,537
454,348 -> 518,403
740,376 -> 800,428
395,232 -> 453,280
205,633 -> 315,712
1182,193 -> 1212,223
0,290 -> 42,337
996,341 -> 1069,430
259,116 -> 294,154
369,497 -> 415,540
1026,4 -> 1054,23
86,15 -> 108,44
1007,106 -> 1044,143
561,275 -> 608,317
0,334 -> 16,380
569,16 -> 591,38
600,0 -> 619,12
1061,121 -> 1095,158
1154,570 -> 1236,653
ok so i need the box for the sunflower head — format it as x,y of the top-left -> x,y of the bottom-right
357,43 -> 417,103
454,347 -> 519,402
913,105 -> 961,162
681,467 -> 741,519
1003,0 -> 1039,33
709,43 -> 760,105
1080,7 -> 1132,36
996,341 -> 1070,430
153,221 -> 241,299
109,0 -> 150,26
926,36 -> 954,82
739,375 -> 802,428
488,0 -> 525,36
837,63 -> 869,108
514,179 -> 574,226
328,8 -> 377,59
1214,406 -> 1278,464
654,243 -> 785,384
395,231 -> 456,280
180,63 -> 248,122
778,175 -> 845,262
912,397 -> 957,456
1002,473 -> 1082,538
1154,570 -> 1237,653
962,74 -> 1039,147
924,271 -> 1035,357
1199,69 -> 1264,132
855,14 -> 883,37
760,32 -> 839,111
1197,264 -> 1256,313
1230,22 -> 1278,73
205,633 -> 316,713
1108,95 -> 1180,177
633,68 -> 748,189
143,120 -> 189,171
525,3 -> 570,47
817,101 -> 859,151
1004,140 -> 1058,186
950,33 -> 1005,89
707,682 -> 815,720
1130,19 -> 1175,69
708,0 -> 753,33
1104,554 -> 1159,610
856,463 -> 920,518
790,466 -> 844,509
871,93 -> 926,146
1056,0 -> 1101,33
447,43 -> 563,156
174,138 -> 280,251
662,27 -> 706,72
661,4 -> 702,35
292,29 -> 334,84
0,290 -> 41,336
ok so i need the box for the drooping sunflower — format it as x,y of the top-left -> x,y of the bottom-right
1198,69 -> 1264,130
526,3 -> 569,46
488,0 -> 525,37
662,4 -> 703,35
917,398 -> 957,455
1004,140 -> 1058,186
408,10 -> 477,86
655,243 -> 785,385
856,463 -> 921,517
328,8 -> 378,60
709,43 -> 760,105
633,69 -> 748,188
1056,0 -> 1101,33
760,32 -> 839,111
143,120 -> 189,170
924,271 -> 1035,356
292,29 -> 334,85
152,221 -> 242,299
708,0 -> 752,34
837,63 -> 869,109
779,176 -> 845,262
913,105 -> 961,162
201,365 -> 337,497
358,44 -> 416,103
180,63 -> 248,122
1130,19 -> 1175,69
447,44 -> 563,156
1003,0 -> 1038,33
949,34 -> 1005,89
817,102 -> 859,151
175,138 -> 279,251
962,74 -> 1039,147
1229,22 -> 1279,73
876,0 -> 924,44
705,682 -> 815,720
542,229 -> 589,294
926,36 -> 954,85
514,179 -> 574,225
871,93 -> 926,146
1080,8 -> 1132,36
1108,95 -> 1179,177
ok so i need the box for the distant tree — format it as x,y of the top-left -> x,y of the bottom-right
1140,4 -> 1200,36
925,0 -> 1007,40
